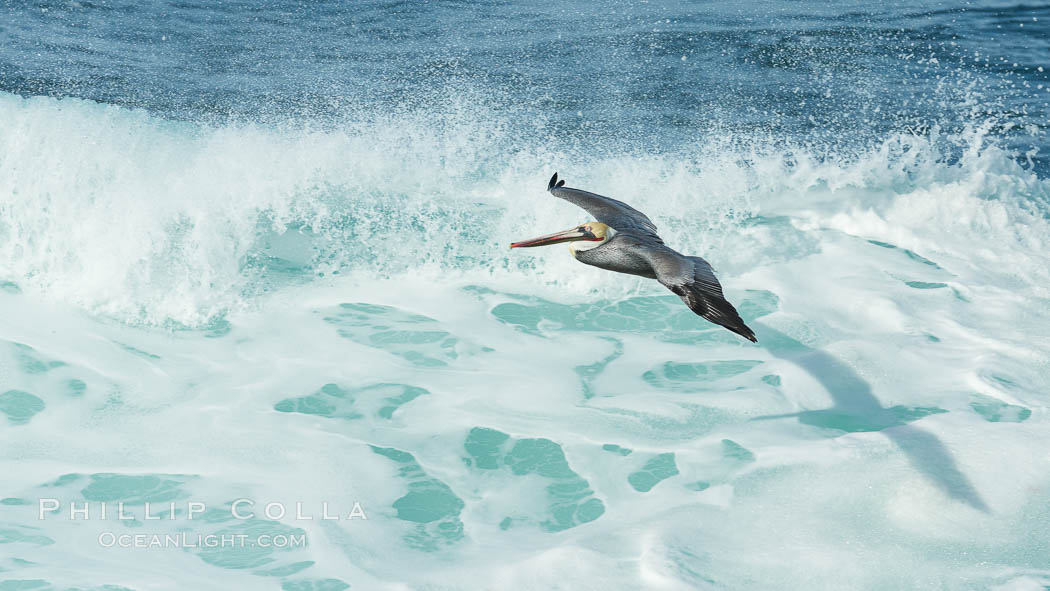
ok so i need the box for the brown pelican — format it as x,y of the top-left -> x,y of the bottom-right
510,173 -> 757,342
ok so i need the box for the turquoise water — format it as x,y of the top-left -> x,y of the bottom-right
2,1 -> 1050,589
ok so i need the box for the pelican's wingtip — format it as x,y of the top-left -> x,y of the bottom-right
740,326 -> 758,343
547,173 -> 566,191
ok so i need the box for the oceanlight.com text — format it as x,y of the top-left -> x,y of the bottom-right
97,532 -> 308,549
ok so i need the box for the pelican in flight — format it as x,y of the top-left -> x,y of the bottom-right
510,173 -> 757,342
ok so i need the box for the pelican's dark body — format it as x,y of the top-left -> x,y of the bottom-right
572,234 -> 657,279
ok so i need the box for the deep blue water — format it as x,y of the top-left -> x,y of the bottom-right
3,0 -> 1048,167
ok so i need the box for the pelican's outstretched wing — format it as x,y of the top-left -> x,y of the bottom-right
547,173 -> 662,242
641,247 -> 757,342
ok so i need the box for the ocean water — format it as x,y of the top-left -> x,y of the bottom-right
1,0 -> 1049,589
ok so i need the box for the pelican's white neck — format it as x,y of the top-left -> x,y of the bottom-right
569,226 -> 615,254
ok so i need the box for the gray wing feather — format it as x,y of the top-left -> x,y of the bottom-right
547,173 -> 662,242
642,247 -> 757,342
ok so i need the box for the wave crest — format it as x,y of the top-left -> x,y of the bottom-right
0,92 -> 1046,326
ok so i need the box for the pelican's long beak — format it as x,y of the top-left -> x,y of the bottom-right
510,226 -> 592,248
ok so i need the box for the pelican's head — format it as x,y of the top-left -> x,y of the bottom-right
510,222 -> 613,251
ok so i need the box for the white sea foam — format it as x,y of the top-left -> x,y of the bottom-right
1,92 -> 1050,589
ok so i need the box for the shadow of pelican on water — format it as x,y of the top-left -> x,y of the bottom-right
751,325 -> 989,513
